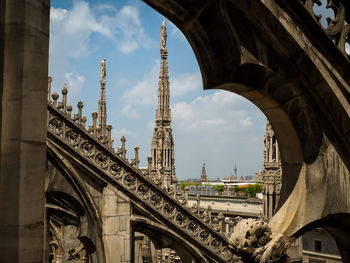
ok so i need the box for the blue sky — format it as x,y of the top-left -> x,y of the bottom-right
49,0 -> 271,180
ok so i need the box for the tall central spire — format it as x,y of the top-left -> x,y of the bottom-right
156,21 -> 171,126
149,21 -> 175,192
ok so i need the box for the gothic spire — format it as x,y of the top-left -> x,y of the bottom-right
97,58 -> 107,137
150,21 -> 175,192
156,21 -> 171,126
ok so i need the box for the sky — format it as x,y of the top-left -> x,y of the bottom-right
49,0 -> 341,181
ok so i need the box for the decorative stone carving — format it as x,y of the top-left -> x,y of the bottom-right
298,0 -> 350,59
228,218 -> 291,262
68,243 -> 88,262
48,77 -> 271,262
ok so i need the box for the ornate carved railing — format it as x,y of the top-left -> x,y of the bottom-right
297,0 -> 350,60
47,97 -> 236,262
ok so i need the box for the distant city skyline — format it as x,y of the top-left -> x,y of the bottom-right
49,0 -> 267,180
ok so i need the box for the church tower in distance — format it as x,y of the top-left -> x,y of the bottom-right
199,163 -> 208,182
149,21 -> 175,191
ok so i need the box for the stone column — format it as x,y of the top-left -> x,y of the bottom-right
101,186 -> 132,263
0,0 -> 50,262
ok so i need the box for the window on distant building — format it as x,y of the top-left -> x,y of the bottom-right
314,240 -> 322,252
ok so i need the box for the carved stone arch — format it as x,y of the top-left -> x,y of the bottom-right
291,213 -> 350,262
46,141 -> 106,263
131,215 -> 210,263
142,2 -> 350,261
143,0 -> 350,166
46,191 -> 97,262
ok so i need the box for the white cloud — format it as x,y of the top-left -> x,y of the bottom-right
112,128 -> 131,140
346,44 -> 350,55
170,91 -> 265,180
50,2 -> 113,60
239,117 -> 253,127
122,61 -> 159,105
99,4 -> 154,54
64,72 -> 85,96
49,1 -> 154,98
172,91 -> 256,134
114,78 -> 129,88
123,59 -> 201,105
50,1 -> 152,56
171,72 -> 202,97
121,104 -> 141,118
50,8 -> 67,22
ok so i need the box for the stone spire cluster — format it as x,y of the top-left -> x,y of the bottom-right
262,121 -> 282,219
149,21 -> 176,191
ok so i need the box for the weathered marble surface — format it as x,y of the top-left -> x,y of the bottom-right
0,0 -> 50,262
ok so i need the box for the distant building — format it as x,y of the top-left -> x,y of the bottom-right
222,175 -> 245,183
199,163 -> 208,182
302,229 -> 341,262
253,172 -> 263,182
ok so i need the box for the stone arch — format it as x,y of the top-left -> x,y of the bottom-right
130,215 -> 210,263
46,142 -> 106,263
46,190 -> 97,262
143,0 -> 326,207
292,213 -> 350,262
143,0 -> 350,260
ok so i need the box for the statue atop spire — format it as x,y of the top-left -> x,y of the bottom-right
100,58 -> 106,84
160,21 -> 167,51
97,58 -> 107,137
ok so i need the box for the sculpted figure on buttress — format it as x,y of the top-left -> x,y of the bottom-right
160,21 -> 167,50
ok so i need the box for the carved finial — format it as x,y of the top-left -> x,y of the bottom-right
131,146 -> 140,168
88,112 -> 98,136
77,101 -> 83,109
117,136 -> 127,159
51,92 -> 59,106
62,83 -> 68,94
106,124 -> 113,148
81,116 -> 87,127
66,105 -> 73,117
73,101 -> 84,125
59,83 -> 68,113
